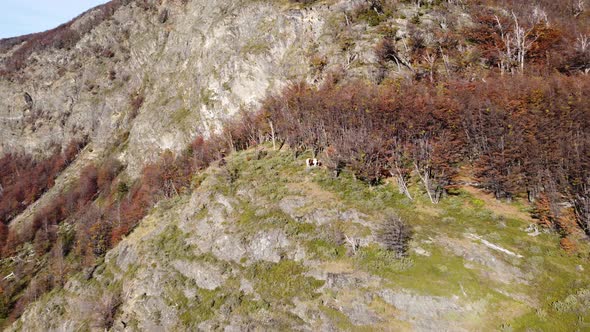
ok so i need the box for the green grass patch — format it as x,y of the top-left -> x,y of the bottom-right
355,244 -> 414,277
150,224 -> 194,260
319,305 -> 357,331
306,238 -> 346,261
236,204 -> 315,237
171,108 -> 191,124
246,260 -> 324,306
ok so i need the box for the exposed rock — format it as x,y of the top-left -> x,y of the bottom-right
248,229 -> 290,263
172,260 -> 226,290
305,208 -> 339,225
339,209 -> 372,228
436,235 -> 531,285
324,272 -> 378,290
413,246 -> 431,257
379,290 -> 468,332
279,196 -> 306,220
212,234 -> 247,262
0,0 -> 371,176
341,300 -> 381,326
240,278 -> 254,295
114,242 -> 139,270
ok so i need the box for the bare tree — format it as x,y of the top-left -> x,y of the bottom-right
94,291 -> 123,330
439,46 -> 451,77
378,214 -> 412,256
531,6 -> 548,24
576,34 -> 589,53
573,0 -> 586,17
574,180 -> 590,234
494,12 -> 538,74
412,137 -> 441,204
446,0 -> 464,6
269,119 -> 277,150
512,12 -> 537,73
345,235 -> 360,255
50,239 -> 67,286
494,15 -> 512,74
422,51 -> 437,82
387,137 -> 413,200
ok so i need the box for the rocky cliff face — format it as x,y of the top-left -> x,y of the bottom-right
3,0 -> 589,331
2,0 -> 413,242
0,0 -> 377,175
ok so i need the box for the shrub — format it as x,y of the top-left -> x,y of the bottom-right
0,139 -> 86,225
378,214 -> 412,256
129,92 -> 145,118
559,237 -> 578,254
375,36 -> 399,65
87,290 -> 122,329
97,158 -> 123,190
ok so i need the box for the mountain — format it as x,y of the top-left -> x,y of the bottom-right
1,0 -> 349,174
0,0 -> 589,330
8,147 -> 587,331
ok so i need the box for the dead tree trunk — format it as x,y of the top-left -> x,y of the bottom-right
414,162 -> 438,204
390,165 -> 413,201
269,120 -> 276,150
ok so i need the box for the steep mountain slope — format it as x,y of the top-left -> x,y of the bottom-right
11,148 -> 590,331
0,0 -> 379,258
0,0 -> 404,326
1,0 -> 589,330
0,0 -> 377,174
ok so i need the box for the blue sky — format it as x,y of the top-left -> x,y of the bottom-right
0,0 -> 109,39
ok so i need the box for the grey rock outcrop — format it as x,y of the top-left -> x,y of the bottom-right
0,0 -> 376,176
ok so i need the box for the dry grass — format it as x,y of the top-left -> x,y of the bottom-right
461,186 -> 533,222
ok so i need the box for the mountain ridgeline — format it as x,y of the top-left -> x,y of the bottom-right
0,0 -> 589,330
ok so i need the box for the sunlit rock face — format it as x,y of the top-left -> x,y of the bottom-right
0,0 -> 376,175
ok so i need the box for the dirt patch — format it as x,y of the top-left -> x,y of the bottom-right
287,180 -> 337,203
414,201 -> 444,217
461,186 -> 533,222
321,261 -> 355,274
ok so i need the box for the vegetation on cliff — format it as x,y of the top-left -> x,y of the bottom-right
0,0 -> 588,329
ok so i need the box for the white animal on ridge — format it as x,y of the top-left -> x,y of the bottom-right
306,158 -> 320,168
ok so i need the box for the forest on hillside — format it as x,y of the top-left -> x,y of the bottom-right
0,0 -> 588,326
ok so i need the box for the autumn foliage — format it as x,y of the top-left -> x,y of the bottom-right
465,1 -> 589,75
262,72 -> 589,221
0,0 -> 588,325
0,55 -> 587,332
0,139 -> 86,227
